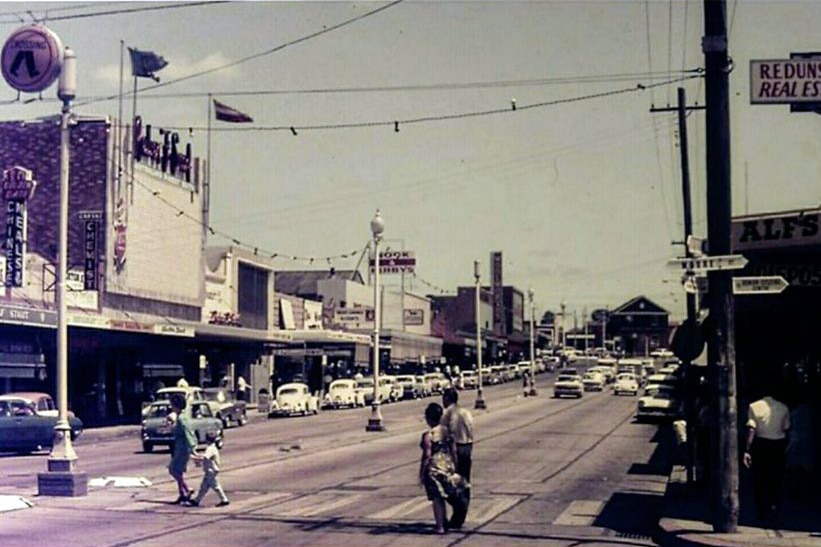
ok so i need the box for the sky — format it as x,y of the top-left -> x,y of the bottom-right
0,0 -> 819,323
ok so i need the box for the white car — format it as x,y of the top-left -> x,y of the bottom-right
423,372 -> 449,393
636,387 -> 682,421
355,377 -> 392,404
460,370 -> 478,389
269,383 -> 319,417
582,371 -> 605,391
323,379 -> 365,409
613,373 -> 639,396
381,375 -> 404,402
396,375 -> 425,399
553,373 -> 583,398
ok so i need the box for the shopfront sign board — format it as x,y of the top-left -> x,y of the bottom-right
732,276 -> 789,295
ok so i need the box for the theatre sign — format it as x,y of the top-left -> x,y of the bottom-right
750,57 -> 821,104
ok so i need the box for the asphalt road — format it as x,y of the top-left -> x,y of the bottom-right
0,375 -> 674,547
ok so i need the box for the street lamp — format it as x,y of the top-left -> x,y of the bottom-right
528,288 -> 537,396
366,210 -> 386,432
474,260 -> 486,410
560,300 -> 567,348
38,47 -> 87,496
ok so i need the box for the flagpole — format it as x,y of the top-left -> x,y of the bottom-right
130,74 -> 137,204
206,94 -> 212,234
117,40 -> 124,199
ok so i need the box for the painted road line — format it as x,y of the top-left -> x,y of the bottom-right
552,500 -> 605,526
368,496 -> 429,520
261,492 -> 365,518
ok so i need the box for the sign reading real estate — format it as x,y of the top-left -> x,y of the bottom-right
750,58 -> 821,104
333,307 -> 374,329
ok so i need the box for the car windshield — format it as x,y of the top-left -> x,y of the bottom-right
331,383 -> 351,391
617,374 -> 636,381
558,375 -> 578,382
146,404 -> 172,419
279,388 -> 299,396
396,376 -> 414,382
356,380 -> 374,388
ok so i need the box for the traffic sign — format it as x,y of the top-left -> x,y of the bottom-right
668,254 -> 748,273
1,25 -> 63,93
732,276 -> 789,295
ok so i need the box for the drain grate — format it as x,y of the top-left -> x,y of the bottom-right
615,531 -> 652,540
333,485 -> 380,492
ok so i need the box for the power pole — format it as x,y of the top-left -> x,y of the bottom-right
703,0 -> 738,533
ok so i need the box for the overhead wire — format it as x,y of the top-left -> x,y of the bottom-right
74,0 -> 406,108
0,1 -> 224,25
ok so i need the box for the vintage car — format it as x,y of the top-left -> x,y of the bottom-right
323,379 -> 366,409
202,387 -> 248,428
582,371 -> 606,391
636,386 -> 683,422
0,392 -> 83,453
613,372 -> 640,396
141,400 -> 223,453
422,372 -> 450,393
143,386 -> 211,417
381,375 -> 404,402
459,370 -> 478,389
355,377 -> 392,405
269,383 -> 320,417
395,375 -> 426,399
553,373 -> 583,398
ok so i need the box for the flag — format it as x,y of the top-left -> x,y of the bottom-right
128,47 -> 168,82
213,99 -> 254,123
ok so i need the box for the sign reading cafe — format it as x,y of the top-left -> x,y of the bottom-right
2,166 -> 36,288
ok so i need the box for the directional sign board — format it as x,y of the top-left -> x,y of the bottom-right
1,25 -> 63,93
668,254 -> 748,274
733,276 -> 789,295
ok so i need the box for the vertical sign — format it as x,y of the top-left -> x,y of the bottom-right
84,220 -> 98,290
4,200 -> 24,287
491,251 -> 505,336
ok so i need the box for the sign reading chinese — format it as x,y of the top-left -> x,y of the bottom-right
369,250 -> 416,274
491,251 -> 505,336
84,219 -> 98,290
4,200 -> 25,287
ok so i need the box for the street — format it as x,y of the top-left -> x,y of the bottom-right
0,377 -> 673,547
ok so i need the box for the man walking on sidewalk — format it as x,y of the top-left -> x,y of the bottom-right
441,387 -> 474,529
743,387 -> 790,523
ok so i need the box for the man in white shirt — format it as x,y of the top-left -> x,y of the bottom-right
743,390 -> 790,522
441,388 -> 474,529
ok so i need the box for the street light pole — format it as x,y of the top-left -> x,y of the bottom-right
560,301 -> 567,348
474,260 -> 486,410
528,288 -> 537,396
38,47 -> 87,496
366,210 -> 385,432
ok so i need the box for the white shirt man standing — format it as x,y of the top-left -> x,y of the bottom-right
743,392 -> 790,523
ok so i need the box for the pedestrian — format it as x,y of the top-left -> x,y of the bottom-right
419,402 -> 466,535
237,375 -> 248,401
188,430 -> 230,507
441,387 -> 474,529
168,393 -> 198,504
743,387 -> 790,523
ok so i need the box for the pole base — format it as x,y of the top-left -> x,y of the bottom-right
365,419 -> 386,432
38,470 -> 88,497
474,397 -> 487,410
528,388 -> 538,396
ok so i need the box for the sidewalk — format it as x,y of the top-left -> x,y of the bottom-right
657,465 -> 821,547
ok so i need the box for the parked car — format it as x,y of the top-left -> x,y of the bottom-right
0,393 -> 83,453
414,375 -> 433,397
382,375 -> 404,402
613,372 -> 640,396
423,372 -> 449,393
269,383 -> 320,417
202,387 -> 247,428
515,361 -> 533,377
544,356 -> 560,372
145,386 -> 211,417
488,366 -> 505,384
582,371 -> 605,391
553,373 -> 583,398
459,370 -> 478,389
636,386 -> 682,422
324,379 -> 366,409
393,375 -> 421,399
140,400 -> 223,453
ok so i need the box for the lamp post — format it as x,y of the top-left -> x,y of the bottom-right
560,300 -> 567,348
474,260 -> 486,410
38,47 -> 87,496
528,288 -> 538,396
366,210 -> 386,432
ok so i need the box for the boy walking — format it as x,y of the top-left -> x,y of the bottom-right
189,431 -> 230,507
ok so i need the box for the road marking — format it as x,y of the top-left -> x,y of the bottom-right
369,496 -> 429,520
367,494 -> 523,524
255,492 -> 365,518
552,500 -> 604,526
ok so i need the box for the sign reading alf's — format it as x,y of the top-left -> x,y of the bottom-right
733,211 -> 821,251
751,58 -> 821,104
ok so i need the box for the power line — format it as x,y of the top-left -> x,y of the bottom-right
0,1 -> 225,25
158,74 -> 701,133
75,0 -> 406,108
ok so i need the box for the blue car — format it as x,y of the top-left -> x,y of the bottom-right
0,392 -> 83,453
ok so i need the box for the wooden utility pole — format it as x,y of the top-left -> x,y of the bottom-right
703,0 -> 739,532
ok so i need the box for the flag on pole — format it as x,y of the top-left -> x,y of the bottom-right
213,99 -> 254,123
128,47 -> 168,82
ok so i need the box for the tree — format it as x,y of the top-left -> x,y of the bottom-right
591,308 -> 609,322
540,310 -> 555,325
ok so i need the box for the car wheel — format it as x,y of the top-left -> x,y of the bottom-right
143,442 -> 153,453
216,436 -> 224,450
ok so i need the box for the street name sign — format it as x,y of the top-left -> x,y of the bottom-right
732,276 -> 789,295
668,254 -> 748,273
